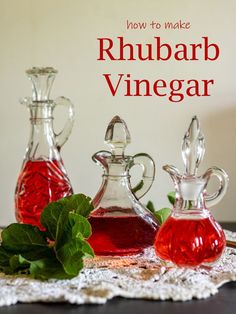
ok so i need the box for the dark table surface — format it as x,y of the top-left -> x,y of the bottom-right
0,222 -> 235,314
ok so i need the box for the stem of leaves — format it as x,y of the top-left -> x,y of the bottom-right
146,191 -> 176,225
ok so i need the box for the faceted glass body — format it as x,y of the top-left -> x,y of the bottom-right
15,67 -> 74,229
155,209 -> 226,267
155,116 -> 228,267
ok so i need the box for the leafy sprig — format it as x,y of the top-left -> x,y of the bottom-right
146,191 -> 175,224
0,194 -> 94,280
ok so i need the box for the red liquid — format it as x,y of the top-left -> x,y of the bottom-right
88,207 -> 158,256
155,215 -> 226,267
15,160 -> 73,229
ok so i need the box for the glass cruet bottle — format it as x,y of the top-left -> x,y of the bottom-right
155,116 -> 229,267
15,67 -> 74,229
88,116 -> 159,256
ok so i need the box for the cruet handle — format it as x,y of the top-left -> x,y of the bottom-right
130,153 -> 156,199
54,96 -> 75,150
203,167 -> 229,208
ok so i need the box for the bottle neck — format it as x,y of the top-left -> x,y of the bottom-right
176,193 -> 205,210
103,174 -> 130,181
104,159 -> 130,177
29,102 -> 54,120
93,174 -> 133,209
25,103 -> 60,160
173,192 -> 209,218
174,178 -> 208,210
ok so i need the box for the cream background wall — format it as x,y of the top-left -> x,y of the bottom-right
0,0 -> 235,225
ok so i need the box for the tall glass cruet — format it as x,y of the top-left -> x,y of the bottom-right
155,116 -> 229,267
88,116 -> 159,256
15,67 -> 74,229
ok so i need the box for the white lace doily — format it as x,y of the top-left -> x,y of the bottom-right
0,229 -> 236,307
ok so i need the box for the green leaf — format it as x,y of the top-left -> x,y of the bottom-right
1,224 -> 48,255
56,239 -> 84,276
57,194 -> 93,217
0,247 -> 14,274
146,201 -> 171,224
69,213 -> 92,239
146,201 -> 156,213
167,191 -> 176,205
0,246 -> 13,266
0,248 -> 30,274
40,194 -> 93,241
81,241 -> 94,258
9,255 -> 30,273
154,208 -> 171,225
55,213 -> 93,276
131,180 -> 144,194
29,258 -> 72,280
40,202 -> 67,241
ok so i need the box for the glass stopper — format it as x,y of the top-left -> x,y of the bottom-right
105,116 -> 131,156
181,116 -> 205,176
26,67 -> 58,102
